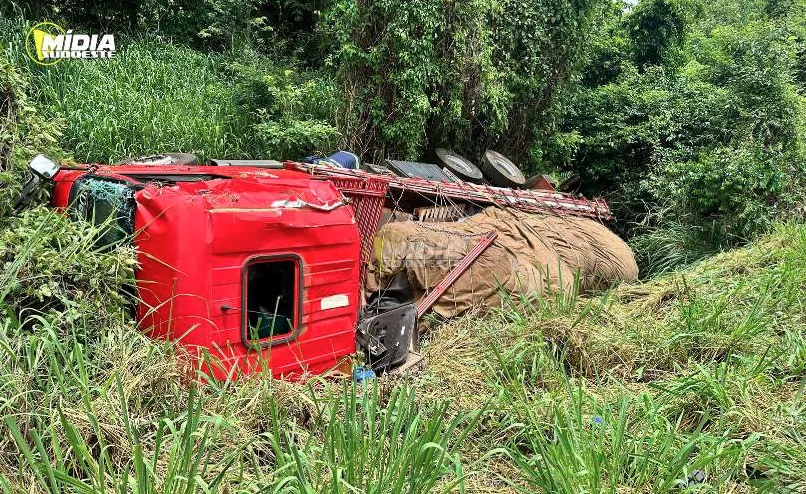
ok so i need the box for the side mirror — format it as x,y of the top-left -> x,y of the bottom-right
29,154 -> 60,179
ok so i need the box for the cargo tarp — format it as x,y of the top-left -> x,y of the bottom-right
365,207 -> 638,319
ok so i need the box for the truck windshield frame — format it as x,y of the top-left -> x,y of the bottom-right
68,175 -> 137,248
241,254 -> 304,349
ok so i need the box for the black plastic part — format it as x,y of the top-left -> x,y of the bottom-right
12,171 -> 42,213
365,271 -> 414,314
114,152 -> 199,166
480,150 -> 526,188
434,148 -> 484,183
119,173 -> 229,183
386,159 -> 457,182
357,303 -> 416,372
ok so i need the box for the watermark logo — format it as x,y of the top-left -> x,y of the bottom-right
25,22 -> 116,65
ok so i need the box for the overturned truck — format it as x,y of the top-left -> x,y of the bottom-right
23,155 -> 637,379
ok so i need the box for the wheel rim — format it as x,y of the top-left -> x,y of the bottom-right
491,153 -> 518,175
437,149 -> 481,179
496,159 -> 518,175
445,155 -> 473,174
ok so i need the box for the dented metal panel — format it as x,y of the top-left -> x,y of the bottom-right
53,165 -> 363,380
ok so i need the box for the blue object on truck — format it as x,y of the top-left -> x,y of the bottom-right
324,151 -> 360,169
303,150 -> 360,170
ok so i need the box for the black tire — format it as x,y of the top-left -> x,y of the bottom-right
434,148 -> 484,183
114,152 -> 199,166
481,150 -> 526,188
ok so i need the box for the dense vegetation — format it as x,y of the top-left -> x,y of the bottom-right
3,0 -> 805,268
1,0 -> 805,492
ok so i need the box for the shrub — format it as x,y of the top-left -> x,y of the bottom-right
0,207 -> 136,330
0,50 -> 64,219
566,0 -> 806,271
655,146 -> 790,237
231,64 -> 340,158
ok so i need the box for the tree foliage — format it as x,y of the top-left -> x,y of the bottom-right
2,0 -> 805,260
324,0 -> 604,166
5,0 -> 333,57
627,0 -> 702,68
565,0 -> 805,242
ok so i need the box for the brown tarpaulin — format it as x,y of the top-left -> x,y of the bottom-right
365,207 -> 638,319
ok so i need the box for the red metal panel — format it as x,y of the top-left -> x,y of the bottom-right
286,161 -> 612,220
126,173 -> 362,380
324,175 -> 388,293
51,165 -> 364,380
50,169 -> 85,210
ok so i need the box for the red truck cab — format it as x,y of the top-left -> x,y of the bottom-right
48,163 -> 387,380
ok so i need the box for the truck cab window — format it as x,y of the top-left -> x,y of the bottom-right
245,259 -> 298,342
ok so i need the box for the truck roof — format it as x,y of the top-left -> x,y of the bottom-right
55,164 -> 347,212
78,163 -> 328,186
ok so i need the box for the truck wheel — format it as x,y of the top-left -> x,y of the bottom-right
481,150 -> 526,188
434,148 -> 484,183
114,152 -> 199,166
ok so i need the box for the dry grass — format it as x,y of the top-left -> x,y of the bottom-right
0,220 -> 804,492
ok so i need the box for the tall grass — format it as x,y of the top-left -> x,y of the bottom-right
28,39 -> 267,163
496,382 -> 753,493
2,213 -> 805,492
1,220 -> 805,493
1,17 -> 337,165
417,222 -> 806,492
629,220 -> 734,278
0,209 -> 479,492
0,16 -> 267,163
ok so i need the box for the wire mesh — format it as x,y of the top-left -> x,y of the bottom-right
330,176 -> 389,287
